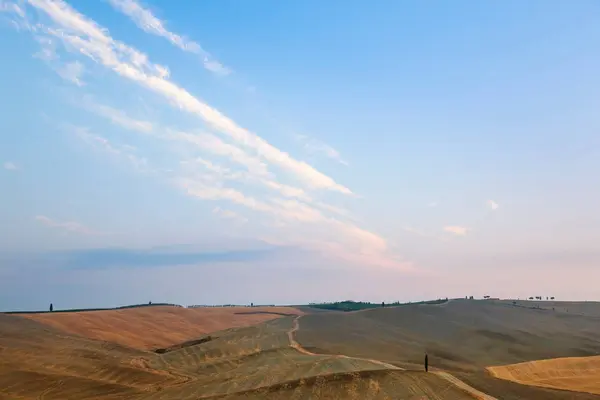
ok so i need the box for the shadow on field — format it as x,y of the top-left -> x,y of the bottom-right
154,335 -> 215,354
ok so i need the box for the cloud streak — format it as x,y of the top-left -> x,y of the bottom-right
212,207 -> 248,224
295,134 -> 348,166
443,226 -> 470,236
57,60 -> 84,86
5,0 -> 403,270
3,161 -> 18,170
19,0 -> 350,194
82,97 -> 153,133
106,0 -> 231,76
71,126 -> 148,171
34,215 -> 104,235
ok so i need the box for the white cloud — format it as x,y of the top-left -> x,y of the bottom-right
487,199 -> 499,210
179,157 -> 351,218
5,0 -> 405,270
212,206 -> 248,224
82,97 -> 153,133
179,176 -> 400,267
3,161 -> 18,170
17,0 -> 350,194
295,134 -> 348,166
34,215 -> 104,235
57,60 -> 84,86
106,0 -> 231,76
172,130 -> 270,177
443,226 -> 470,236
71,126 -> 148,171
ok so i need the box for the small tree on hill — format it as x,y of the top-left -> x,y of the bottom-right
49,303 -> 53,312
382,302 -> 385,308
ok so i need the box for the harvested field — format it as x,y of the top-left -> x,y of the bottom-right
487,355 -> 600,395
0,313 -> 182,399
455,371 -> 600,400
295,299 -> 600,371
4,300 -> 600,399
497,300 -> 600,317
18,306 -> 303,350
0,312 -> 473,399
295,300 -> 600,399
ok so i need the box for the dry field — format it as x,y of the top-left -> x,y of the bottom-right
295,299 -> 600,399
487,355 -> 600,395
18,306 -> 302,349
2,300 -> 600,399
0,311 -> 473,399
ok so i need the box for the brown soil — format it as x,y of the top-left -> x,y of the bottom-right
18,306 -> 303,350
488,356 -> 600,395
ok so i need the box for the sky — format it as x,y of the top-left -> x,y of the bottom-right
1,0 -> 599,311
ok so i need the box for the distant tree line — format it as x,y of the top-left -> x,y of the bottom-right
307,299 -> 448,312
4,302 -> 182,315
187,303 -> 276,308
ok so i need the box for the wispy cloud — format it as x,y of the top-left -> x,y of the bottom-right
70,126 -> 148,171
106,0 -> 231,76
56,60 -> 84,86
172,130 -> 270,177
295,134 -> 348,166
4,0 -> 404,270
82,97 -> 153,133
14,0 -> 350,194
34,215 -> 105,235
3,161 -> 18,171
212,206 -> 248,224
443,226 -> 470,236
428,201 -> 438,208
487,199 -> 499,211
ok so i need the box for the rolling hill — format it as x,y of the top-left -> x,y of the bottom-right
2,300 -> 600,399
18,305 -> 302,350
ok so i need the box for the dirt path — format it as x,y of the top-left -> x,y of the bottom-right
433,371 -> 498,400
287,315 -> 498,400
287,316 -> 400,370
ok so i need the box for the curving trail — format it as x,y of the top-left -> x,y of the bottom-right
287,315 -> 498,400
287,316 -> 400,370
433,371 -> 498,400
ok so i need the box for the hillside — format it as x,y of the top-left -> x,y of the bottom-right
0,312 -> 474,399
295,299 -> 600,399
488,355 -> 600,395
17,305 -> 302,350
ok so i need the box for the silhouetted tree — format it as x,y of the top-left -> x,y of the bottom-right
551,297 -> 555,300
529,297 -> 533,300
49,303 -> 53,312
251,302 -> 254,307
149,301 -> 152,305
425,353 -> 428,372
382,302 -> 385,308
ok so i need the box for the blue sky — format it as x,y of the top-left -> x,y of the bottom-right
1,0 -> 599,310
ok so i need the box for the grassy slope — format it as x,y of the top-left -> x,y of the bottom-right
0,313 -> 182,399
295,299 -> 600,399
1,312 -> 472,399
138,317 -> 472,400
487,355 -> 600,395
18,306 -> 303,350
